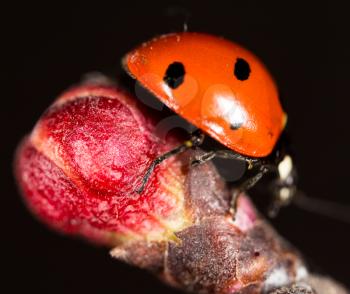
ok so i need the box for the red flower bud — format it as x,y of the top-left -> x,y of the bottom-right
15,83 -> 192,245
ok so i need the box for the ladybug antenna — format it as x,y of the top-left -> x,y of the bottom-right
293,190 -> 350,224
165,6 -> 191,32
183,21 -> 188,32
268,153 -> 350,224
183,10 -> 191,32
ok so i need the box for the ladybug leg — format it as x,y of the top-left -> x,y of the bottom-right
239,165 -> 271,191
191,149 -> 259,167
136,132 -> 205,193
136,144 -> 190,193
191,151 -> 216,166
230,165 -> 271,215
215,150 -> 262,170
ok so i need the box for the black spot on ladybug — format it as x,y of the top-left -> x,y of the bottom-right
234,58 -> 251,81
230,121 -> 243,130
164,62 -> 185,89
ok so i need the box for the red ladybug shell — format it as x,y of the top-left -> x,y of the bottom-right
123,32 -> 286,157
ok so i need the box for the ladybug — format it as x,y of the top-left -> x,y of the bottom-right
124,32 -> 296,214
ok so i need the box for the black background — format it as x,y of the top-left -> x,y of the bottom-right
1,1 -> 349,293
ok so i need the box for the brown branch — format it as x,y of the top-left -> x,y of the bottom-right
110,150 -> 349,294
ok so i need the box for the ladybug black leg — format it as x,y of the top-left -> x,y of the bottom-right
191,151 -> 216,166
230,165 -> 271,216
215,150 -> 258,167
191,149 -> 259,168
136,132 -> 205,193
136,144 -> 189,193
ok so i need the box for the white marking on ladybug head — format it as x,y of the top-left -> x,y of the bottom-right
278,155 -> 293,181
